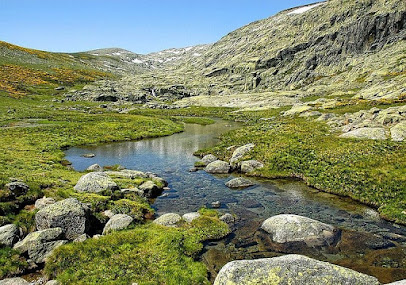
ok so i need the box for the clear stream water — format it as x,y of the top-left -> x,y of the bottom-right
65,119 -> 406,283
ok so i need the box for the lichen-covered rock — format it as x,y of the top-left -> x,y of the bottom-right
74,172 -> 118,193
182,212 -> 201,223
35,198 -> 89,240
102,214 -> 133,235
86,164 -> 102,172
153,213 -> 182,227
225,177 -> 255,189
214,254 -> 380,285
205,160 -> 231,174
283,105 -> 313,116
139,181 -> 161,198
230,144 -> 255,166
0,278 -> 30,285
0,224 -> 19,247
261,214 -> 339,247
5,182 -> 29,196
73,234 -> 89,243
240,160 -> 264,173
391,121 -> 406,141
339,127 -> 387,140
13,228 -> 67,263
201,154 -> 218,166
220,213 -> 235,225
106,169 -> 148,179
34,196 -> 56,209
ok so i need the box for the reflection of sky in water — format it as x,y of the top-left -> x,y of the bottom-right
65,120 -> 406,237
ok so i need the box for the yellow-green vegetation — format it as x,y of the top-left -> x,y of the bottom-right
44,211 -> 229,285
0,247 -> 28,278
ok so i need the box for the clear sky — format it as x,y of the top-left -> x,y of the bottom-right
0,0 -> 319,54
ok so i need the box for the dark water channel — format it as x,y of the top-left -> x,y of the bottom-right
65,120 -> 406,283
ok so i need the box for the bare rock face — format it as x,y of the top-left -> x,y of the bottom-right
261,214 -> 339,247
214,254 -> 380,285
205,160 -> 231,174
35,198 -> 90,240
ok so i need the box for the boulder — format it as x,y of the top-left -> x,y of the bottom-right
201,154 -> 218,166
230,144 -> 255,166
220,213 -> 235,225
35,198 -> 89,240
34,197 -> 56,209
340,127 -> 387,140
182,212 -> 201,223
261,214 -> 339,247
211,201 -> 221,208
0,224 -> 19,247
0,278 -> 29,285
153,213 -> 182,227
5,182 -> 29,196
73,234 -> 89,243
86,164 -> 102,172
283,105 -> 312,116
225,177 -> 255,189
205,160 -> 231,174
214,254 -> 380,285
74,172 -> 118,193
391,121 -> 406,141
13,228 -> 67,263
139,181 -> 161,198
102,214 -> 133,235
240,160 -> 264,173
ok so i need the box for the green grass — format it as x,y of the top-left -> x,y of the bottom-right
44,212 -> 229,285
0,247 -> 28,279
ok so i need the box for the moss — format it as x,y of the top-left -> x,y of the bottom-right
0,247 -> 28,279
109,198 -> 153,221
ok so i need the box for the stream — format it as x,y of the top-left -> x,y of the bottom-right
65,119 -> 406,283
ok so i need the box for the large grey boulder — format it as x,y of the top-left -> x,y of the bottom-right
205,160 -> 231,174
201,154 -> 218,166
5,182 -> 29,196
261,214 -> 339,247
230,143 -> 255,166
391,121 -> 406,142
35,198 -> 89,240
240,160 -> 264,173
13,228 -> 67,263
0,224 -> 19,247
74,172 -> 118,193
225,177 -> 255,189
0,278 -> 29,285
34,196 -> 56,209
102,214 -> 133,235
153,213 -> 182,227
340,127 -> 387,140
214,254 -> 380,285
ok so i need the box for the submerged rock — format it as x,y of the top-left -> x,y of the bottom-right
35,198 -> 89,240
102,214 -> 133,235
261,214 -> 339,247
74,172 -> 118,193
225,177 -> 255,189
153,213 -> 182,227
214,254 -> 380,285
220,213 -> 235,225
0,224 -> 19,247
205,160 -> 231,174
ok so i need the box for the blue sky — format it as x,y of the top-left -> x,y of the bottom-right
0,0 -> 318,54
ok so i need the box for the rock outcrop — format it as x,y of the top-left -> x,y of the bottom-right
214,254 -> 380,285
35,198 -> 89,240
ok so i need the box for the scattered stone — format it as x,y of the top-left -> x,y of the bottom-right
86,164 -> 102,172
102,214 -> 134,235
205,160 -> 230,174
261,214 -> 339,247
230,144 -> 255,166
54,86 -> 65,91
0,278 -> 30,285
240,160 -> 264,173
153,213 -> 182,227
34,196 -> 56,209
225,177 -> 255,189
391,121 -> 406,141
74,172 -> 118,193
189,167 -> 198,172
0,224 -> 19,247
182,212 -> 201,223
201,154 -> 218,166
220,213 -> 235,225
35,198 -> 89,240
5,182 -> 29,196
93,234 -> 102,239
340,127 -> 387,140
283,105 -> 312,116
211,201 -> 221,208
13,228 -> 67,263
139,181 -> 161,198
81,153 -> 95,158
214,254 -> 380,285
73,234 -> 89,243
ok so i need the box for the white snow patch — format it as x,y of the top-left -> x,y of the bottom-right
132,59 -> 144,64
112,52 -> 122,56
185,47 -> 193,52
287,3 -> 324,15
91,53 -> 99,56
193,53 -> 201,57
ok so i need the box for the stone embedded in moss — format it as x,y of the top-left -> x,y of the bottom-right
102,214 -> 133,235
153,213 -> 182,227
74,172 -> 118,193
